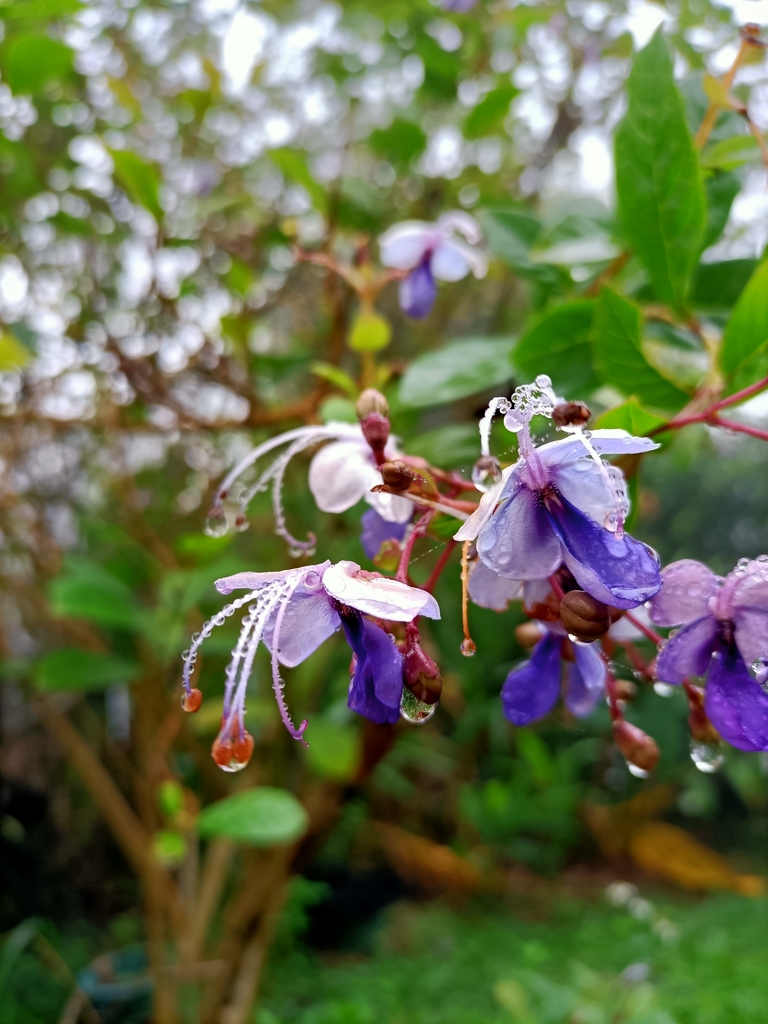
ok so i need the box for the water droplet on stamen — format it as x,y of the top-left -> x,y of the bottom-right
690,740 -> 724,773
460,638 -> 476,657
471,455 -> 502,492
234,513 -> 250,533
400,689 -> 437,724
205,507 -> 229,538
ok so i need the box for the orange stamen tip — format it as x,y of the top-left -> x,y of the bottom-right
181,688 -> 203,713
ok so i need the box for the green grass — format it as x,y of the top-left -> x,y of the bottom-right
260,893 -> 768,1024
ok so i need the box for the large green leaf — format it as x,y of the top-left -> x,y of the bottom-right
110,150 -> 162,221
615,30 -> 705,310
701,170 -> 740,252
49,560 -> 144,630
4,34 -> 73,94
399,337 -> 515,408
34,649 -> 140,692
719,260 -> 768,378
464,85 -> 517,139
691,259 -> 757,310
0,1 -> 82,18
591,289 -> 689,410
593,398 -> 666,435
513,301 -> 598,397
196,788 -> 308,847
477,205 -> 541,269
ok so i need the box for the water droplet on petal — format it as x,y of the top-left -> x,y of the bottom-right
460,638 -> 476,657
627,762 -> 649,779
205,507 -> 229,538
751,658 -> 768,692
690,740 -> 724,773
653,682 -> 675,698
471,455 -> 502,492
400,688 -> 437,724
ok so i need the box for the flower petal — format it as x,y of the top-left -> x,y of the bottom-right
705,647 -> 768,752
378,221 -> 432,269
544,492 -> 662,609
308,440 -> 379,514
501,634 -> 562,726
399,261 -> 437,319
468,558 -> 523,610
565,642 -> 606,717
649,559 -> 719,628
436,210 -> 482,244
322,560 -> 440,621
263,591 -> 341,667
655,615 -> 719,684
215,561 -> 331,595
476,484 -> 562,581
342,613 -> 402,725
431,238 -> 487,281
360,508 -> 408,559
453,464 -> 517,543
365,488 -> 414,525
553,459 -> 618,529
728,559 -> 768,667
537,430 -> 659,471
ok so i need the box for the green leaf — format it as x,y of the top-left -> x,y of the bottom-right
152,830 -> 186,866
591,289 -> 689,410
196,788 -> 309,847
309,361 -> 358,396
0,332 -> 31,371
348,307 -> 392,352
369,119 -> 426,168
158,780 -> 185,819
0,0 -> 82,18
110,149 -> 162,221
615,30 -> 705,309
701,134 -> 761,171
399,337 -> 515,408
303,721 -> 359,782
464,85 -> 517,139
593,398 -> 666,435
691,259 -> 756,310
34,648 -> 140,692
3,34 -> 73,93
513,301 -> 598,397
404,424 -> 480,469
319,395 -> 357,423
701,170 -> 740,252
49,560 -> 144,630
719,260 -> 768,377
269,148 -> 327,214
477,206 -> 541,269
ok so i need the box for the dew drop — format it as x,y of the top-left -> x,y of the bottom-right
400,688 -> 437,724
460,638 -> 476,657
653,682 -> 675,698
535,373 -> 552,390
751,658 -> 768,692
218,757 -> 249,773
234,514 -> 250,533
471,455 -> 502,492
204,508 -> 229,538
627,763 -> 649,779
690,740 -> 724,773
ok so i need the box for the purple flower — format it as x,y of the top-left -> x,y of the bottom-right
650,557 -> 768,751
378,212 -> 487,320
360,508 -> 408,559
455,378 -> 662,610
182,560 -> 440,762
502,621 -> 606,726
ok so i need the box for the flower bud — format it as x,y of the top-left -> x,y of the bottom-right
552,401 -> 591,427
380,460 -> 416,491
515,622 -> 544,648
356,388 -> 389,421
686,684 -> 721,745
181,687 -> 203,713
360,413 -> 390,458
559,590 -> 611,642
211,736 -> 235,768
403,644 -> 442,705
613,720 -> 659,773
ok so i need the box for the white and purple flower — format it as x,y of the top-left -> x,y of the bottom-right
455,378 -> 662,610
378,212 -> 487,319
182,560 -> 440,769
650,557 -> 768,751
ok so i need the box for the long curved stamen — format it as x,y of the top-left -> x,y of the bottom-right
182,589 -> 262,695
222,602 -> 261,718
269,574 -> 309,745
479,396 -> 512,458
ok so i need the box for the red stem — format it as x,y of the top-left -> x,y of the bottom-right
422,540 -> 458,594
711,374 -> 768,412
623,611 -> 663,646
548,575 -> 565,601
651,375 -> 768,441
714,417 -> 768,442
396,511 -> 434,584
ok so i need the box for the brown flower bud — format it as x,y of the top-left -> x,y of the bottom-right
552,401 -> 591,427
403,644 -> 442,705
559,590 -> 611,642
613,720 -> 659,773
356,388 -> 389,421
360,412 -> 390,456
380,460 -> 416,491
686,684 -> 721,745
515,622 -> 544,648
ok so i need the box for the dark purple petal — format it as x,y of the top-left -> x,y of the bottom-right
399,257 -> 437,319
341,612 -> 402,725
705,646 -> 768,752
656,615 -> 719,684
543,491 -> 661,609
501,633 -> 562,726
477,484 -> 562,581
565,642 -> 606,717
360,508 -> 408,560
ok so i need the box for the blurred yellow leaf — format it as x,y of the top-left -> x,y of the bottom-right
378,823 -> 481,893
0,332 -> 31,370
348,306 -> 392,352
703,74 -> 730,108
